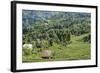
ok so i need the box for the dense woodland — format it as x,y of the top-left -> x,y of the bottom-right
22,10 -> 91,62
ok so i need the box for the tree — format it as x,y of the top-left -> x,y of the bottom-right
36,39 -> 42,48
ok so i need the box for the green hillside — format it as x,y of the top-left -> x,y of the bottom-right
22,10 -> 91,63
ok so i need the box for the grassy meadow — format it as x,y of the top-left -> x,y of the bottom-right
22,33 -> 91,62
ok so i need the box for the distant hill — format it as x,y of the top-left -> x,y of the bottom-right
22,10 -> 91,29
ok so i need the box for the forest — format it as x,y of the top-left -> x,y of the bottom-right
22,10 -> 91,62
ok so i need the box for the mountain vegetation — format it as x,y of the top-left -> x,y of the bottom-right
22,10 -> 91,62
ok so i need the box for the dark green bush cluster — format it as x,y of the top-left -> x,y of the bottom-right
83,33 -> 91,43
22,48 -> 32,56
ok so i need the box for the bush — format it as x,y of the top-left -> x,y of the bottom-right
23,48 -> 32,56
41,40 -> 49,48
83,34 -> 91,43
36,39 -> 42,48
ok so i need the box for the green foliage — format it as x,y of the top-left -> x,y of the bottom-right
22,10 -> 91,62
41,40 -> 49,48
83,33 -> 91,43
22,10 -> 91,45
22,34 -> 91,62
49,38 -> 53,46
35,39 -> 42,48
23,48 -> 32,56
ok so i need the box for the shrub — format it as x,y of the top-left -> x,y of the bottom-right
23,48 -> 32,56
83,34 -> 91,43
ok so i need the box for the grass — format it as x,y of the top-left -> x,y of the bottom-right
22,34 -> 91,63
